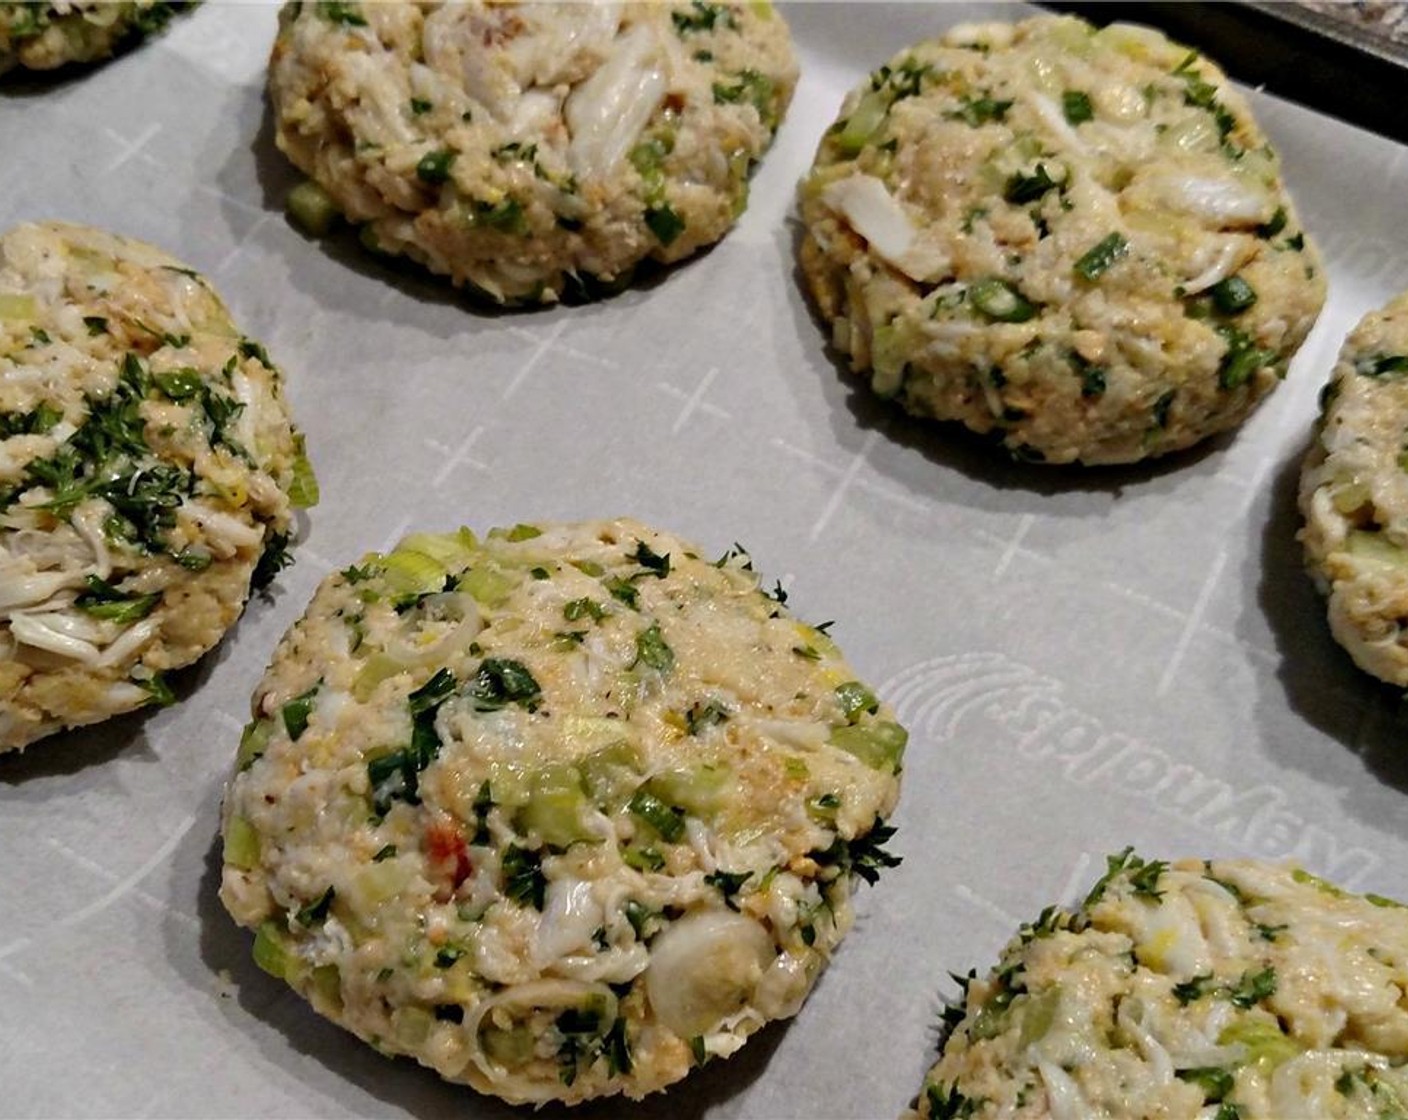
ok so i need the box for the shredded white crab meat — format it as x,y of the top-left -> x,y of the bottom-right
565,21 -> 667,180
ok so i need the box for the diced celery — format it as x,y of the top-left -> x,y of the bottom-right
348,859 -> 413,912
482,1024 -> 535,1066
252,921 -> 290,979
647,765 -> 731,818
224,815 -> 261,871
379,548 -> 447,596
397,528 -> 479,569
1346,531 -> 1408,568
395,1006 -> 433,1047
579,740 -> 643,807
1290,867 -> 1348,897
0,293 -> 37,320
288,434 -> 319,509
516,763 -> 594,848
287,180 -> 339,237
1017,987 -> 1062,1049
835,681 -> 879,722
312,964 -> 342,1009
352,652 -> 405,702
1331,481 -> 1370,515
870,323 -> 910,398
836,89 -> 890,156
829,720 -> 907,772
236,718 -> 273,771
502,523 -> 542,542
459,567 -> 515,605
1217,1012 -> 1301,1070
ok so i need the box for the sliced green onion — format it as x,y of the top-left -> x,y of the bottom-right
252,921 -> 290,979
1209,275 -> 1256,314
1073,232 -> 1128,281
969,278 -> 1037,323
282,685 -> 319,741
835,88 -> 890,155
628,789 -> 685,842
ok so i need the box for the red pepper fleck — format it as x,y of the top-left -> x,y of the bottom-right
425,817 -> 472,897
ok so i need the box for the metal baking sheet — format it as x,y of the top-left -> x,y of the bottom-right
2,3 -> 1406,1117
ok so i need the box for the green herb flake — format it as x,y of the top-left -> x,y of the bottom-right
295,886 -> 336,927
1176,1066 -> 1233,1102
703,868 -> 750,909
502,845 -> 547,909
946,93 -> 1013,127
1073,232 -> 1129,281
564,598 -> 606,622
1062,90 -> 1094,125
1228,965 -> 1277,1008
1003,163 -> 1063,205
83,316 -> 108,336
416,149 -> 456,185
1355,353 -> 1408,379
630,539 -> 671,577
468,658 -> 541,712
372,844 -> 397,862
684,699 -> 730,735
409,97 -> 432,115
1172,973 -> 1216,1005
315,1 -> 366,26
810,820 -> 901,886
672,1 -> 735,34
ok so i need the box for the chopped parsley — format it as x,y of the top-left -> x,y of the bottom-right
703,868 -> 750,909
74,575 -> 159,623
946,93 -> 1013,127
671,0 -> 735,34
1355,353 -> 1408,379
810,821 -> 901,886
502,844 -> 547,909
684,699 -> 730,735
634,624 -> 674,673
467,658 -> 540,712
563,597 -> 606,623
314,1 -> 366,26
295,886 -> 335,927
1003,163 -> 1063,205
630,539 -> 671,577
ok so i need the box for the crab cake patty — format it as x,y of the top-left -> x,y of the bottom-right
1299,293 -> 1408,685
798,15 -> 1325,465
219,519 -> 905,1105
912,854 -> 1408,1120
0,222 -> 314,751
0,2 -> 184,76
268,1 -> 798,305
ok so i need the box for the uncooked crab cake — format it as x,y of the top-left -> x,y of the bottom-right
0,2 -> 185,76
910,853 -> 1408,1120
1299,293 -> 1408,685
267,0 -> 797,305
798,15 -> 1325,465
0,222 -> 315,752
219,519 -> 905,1105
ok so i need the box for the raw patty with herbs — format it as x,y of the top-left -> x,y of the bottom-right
0,2 -> 184,75
799,15 -> 1325,465
220,519 -> 905,1105
0,221 -> 314,751
268,0 -> 797,304
911,854 -> 1408,1120
1299,292 -> 1408,686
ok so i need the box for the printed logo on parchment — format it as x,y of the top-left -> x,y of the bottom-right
883,653 -> 1378,887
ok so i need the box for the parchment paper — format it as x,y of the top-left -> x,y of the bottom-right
2,4 -> 1406,1118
